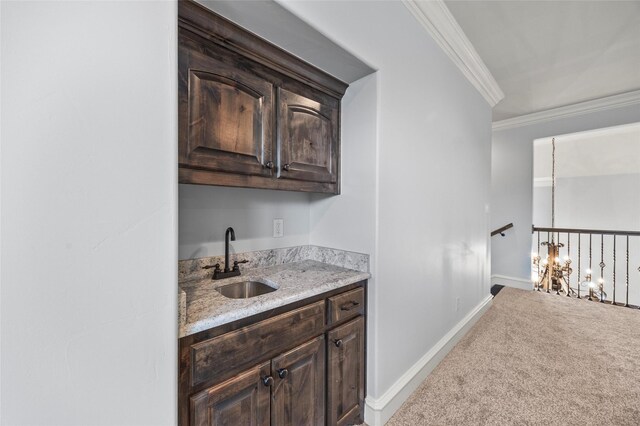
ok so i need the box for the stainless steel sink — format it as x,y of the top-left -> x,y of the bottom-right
216,280 -> 277,299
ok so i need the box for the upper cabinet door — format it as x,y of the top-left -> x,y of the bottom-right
277,87 -> 339,186
179,36 -> 274,178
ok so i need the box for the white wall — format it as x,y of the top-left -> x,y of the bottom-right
280,0 -> 492,421
534,175 -> 640,231
1,2 -> 177,424
492,102 -> 640,281
179,185 -> 311,259
554,174 -> 640,230
309,73 -> 379,392
309,74 -> 378,256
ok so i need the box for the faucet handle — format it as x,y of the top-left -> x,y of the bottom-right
232,259 -> 248,271
202,263 -> 221,271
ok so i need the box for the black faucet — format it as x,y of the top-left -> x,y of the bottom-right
208,227 -> 248,280
224,227 -> 235,273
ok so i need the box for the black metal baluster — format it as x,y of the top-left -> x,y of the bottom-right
600,234 -> 605,303
588,234 -> 593,301
536,231 -> 541,291
612,235 -> 616,305
625,236 -> 629,307
547,232 -> 551,293
577,233 -> 581,299
551,232 -> 560,294
567,233 -> 571,296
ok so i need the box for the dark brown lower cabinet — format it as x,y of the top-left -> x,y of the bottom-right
179,282 -> 366,426
190,361 -> 271,426
272,336 -> 325,426
327,317 -> 365,426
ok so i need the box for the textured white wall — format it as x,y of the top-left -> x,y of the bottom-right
492,103 -> 640,281
179,185 -> 311,259
1,2 -> 178,424
280,0 -> 492,416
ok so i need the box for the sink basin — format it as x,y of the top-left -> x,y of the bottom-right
216,280 -> 277,299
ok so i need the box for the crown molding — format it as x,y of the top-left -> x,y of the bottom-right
402,0 -> 504,107
492,90 -> 640,131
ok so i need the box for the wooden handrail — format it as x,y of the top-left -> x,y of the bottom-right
491,223 -> 514,237
532,225 -> 640,237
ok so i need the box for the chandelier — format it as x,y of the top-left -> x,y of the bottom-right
531,138 -> 606,301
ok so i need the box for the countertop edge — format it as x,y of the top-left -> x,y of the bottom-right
180,271 -> 370,338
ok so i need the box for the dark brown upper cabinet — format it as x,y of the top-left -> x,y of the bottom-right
179,44 -> 274,178
278,87 -> 339,185
178,0 -> 347,194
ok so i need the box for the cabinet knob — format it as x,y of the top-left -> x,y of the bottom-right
262,376 -> 274,387
282,163 -> 290,171
334,339 -> 343,348
277,368 -> 288,379
265,161 -> 274,169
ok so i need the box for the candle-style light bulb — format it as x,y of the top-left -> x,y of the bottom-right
586,268 -> 592,275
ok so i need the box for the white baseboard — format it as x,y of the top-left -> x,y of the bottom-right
364,294 -> 494,426
491,274 -> 533,291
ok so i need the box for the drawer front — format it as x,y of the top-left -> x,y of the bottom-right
191,301 -> 325,388
327,287 -> 364,325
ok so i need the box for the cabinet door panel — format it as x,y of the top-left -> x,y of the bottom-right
179,36 -> 274,177
327,317 -> 365,426
190,362 -> 270,426
278,88 -> 339,184
271,335 -> 325,426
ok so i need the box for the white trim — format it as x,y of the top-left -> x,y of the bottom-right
491,274 -> 533,291
402,0 -> 504,107
533,121 -> 640,145
492,90 -> 640,131
533,177 -> 553,188
364,294 -> 494,426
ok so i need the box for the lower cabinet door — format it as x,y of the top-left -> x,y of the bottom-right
327,317 -> 365,426
190,361 -> 271,426
271,335 -> 326,426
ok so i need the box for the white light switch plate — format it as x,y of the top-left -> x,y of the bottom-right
273,219 -> 284,238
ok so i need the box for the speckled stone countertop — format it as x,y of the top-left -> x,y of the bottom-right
179,246 -> 370,338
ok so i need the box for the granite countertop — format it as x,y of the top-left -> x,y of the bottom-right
179,259 -> 370,338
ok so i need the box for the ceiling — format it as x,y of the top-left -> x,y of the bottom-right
445,1 -> 640,121
195,0 -> 374,83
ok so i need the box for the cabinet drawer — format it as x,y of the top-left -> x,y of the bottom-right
190,301 -> 325,388
327,287 -> 364,325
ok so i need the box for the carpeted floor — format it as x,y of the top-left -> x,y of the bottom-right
387,287 -> 640,425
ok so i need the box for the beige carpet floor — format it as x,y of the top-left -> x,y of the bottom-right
387,287 -> 640,425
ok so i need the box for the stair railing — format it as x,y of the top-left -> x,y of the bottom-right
532,225 -> 640,308
491,223 -> 514,237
